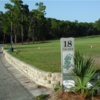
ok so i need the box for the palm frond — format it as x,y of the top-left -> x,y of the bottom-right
73,51 -> 98,97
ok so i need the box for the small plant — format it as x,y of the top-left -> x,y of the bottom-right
36,94 -> 48,100
73,51 -> 99,98
54,83 -> 61,92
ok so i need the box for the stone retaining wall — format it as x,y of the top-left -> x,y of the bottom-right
3,50 -> 61,89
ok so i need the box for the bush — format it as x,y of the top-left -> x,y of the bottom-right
73,51 -> 100,98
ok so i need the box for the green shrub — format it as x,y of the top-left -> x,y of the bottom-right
36,94 -> 47,100
73,51 -> 100,98
54,84 -> 61,92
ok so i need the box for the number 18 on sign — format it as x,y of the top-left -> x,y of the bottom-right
60,38 -> 74,91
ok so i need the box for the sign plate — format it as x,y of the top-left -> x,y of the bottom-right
60,38 -> 74,91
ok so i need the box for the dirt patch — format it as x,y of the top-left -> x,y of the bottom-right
47,89 -> 100,100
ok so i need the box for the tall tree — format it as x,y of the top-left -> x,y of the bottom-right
0,11 -> 5,43
35,2 -> 46,40
21,4 -> 29,44
28,11 -> 36,43
1,12 -> 11,44
5,3 -> 14,48
94,19 -> 100,32
11,0 -> 23,44
28,2 -> 46,43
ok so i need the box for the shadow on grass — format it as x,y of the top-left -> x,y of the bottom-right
4,40 -> 53,50
20,41 -> 52,45
82,35 -> 100,39
88,35 -> 100,38
76,35 -> 100,39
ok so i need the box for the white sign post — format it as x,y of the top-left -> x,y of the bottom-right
60,38 -> 74,91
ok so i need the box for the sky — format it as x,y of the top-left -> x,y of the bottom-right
0,0 -> 100,23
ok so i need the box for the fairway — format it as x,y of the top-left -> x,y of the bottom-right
6,35 -> 100,72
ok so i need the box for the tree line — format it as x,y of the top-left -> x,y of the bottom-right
0,0 -> 100,44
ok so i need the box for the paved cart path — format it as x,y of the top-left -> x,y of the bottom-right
0,53 -> 52,100
0,53 -> 36,100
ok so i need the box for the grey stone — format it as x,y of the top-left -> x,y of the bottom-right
0,53 -> 36,100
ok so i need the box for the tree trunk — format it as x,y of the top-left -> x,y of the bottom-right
14,26 -> 17,44
21,25 -> 23,44
3,33 -> 5,44
28,26 -> 31,44
32,29 -> 34,44
14,34 -> 17,44
21,12 -> 24,44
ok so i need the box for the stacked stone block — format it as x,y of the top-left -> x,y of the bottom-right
3,50 -> 61,89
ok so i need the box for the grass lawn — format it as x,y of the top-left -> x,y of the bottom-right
5,35 -> 100,72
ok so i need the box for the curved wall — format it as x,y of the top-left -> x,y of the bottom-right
3,50 -> 61,89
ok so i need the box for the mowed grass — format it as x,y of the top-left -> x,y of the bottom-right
5,35 -> 100,72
